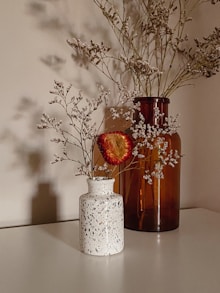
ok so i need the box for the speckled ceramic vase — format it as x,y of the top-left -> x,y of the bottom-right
79,177 -> 124,256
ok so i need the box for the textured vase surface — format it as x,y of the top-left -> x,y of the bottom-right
79,177 -> 124,256
120,97 -> 181,232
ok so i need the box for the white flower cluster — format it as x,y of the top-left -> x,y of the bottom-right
119,55 -> 163,80
37,81 -> 110,177
67,38 -> 110,68
124,105 -> 180,184
112,103 -> 181,184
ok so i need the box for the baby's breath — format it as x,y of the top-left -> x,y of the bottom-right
37,81 -> 111,178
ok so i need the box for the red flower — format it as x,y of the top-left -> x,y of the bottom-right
97,131 -> 133,165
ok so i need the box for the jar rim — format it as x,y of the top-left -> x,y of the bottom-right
134,97 -> 170,104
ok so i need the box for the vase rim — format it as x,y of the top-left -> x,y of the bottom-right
134,97 -> 170,103
88,176 -> 114,181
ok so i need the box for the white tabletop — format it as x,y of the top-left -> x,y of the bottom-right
0,208 -> 220,293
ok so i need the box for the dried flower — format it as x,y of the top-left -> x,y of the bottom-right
97,131 -> 133,165
67,0 -> 220,97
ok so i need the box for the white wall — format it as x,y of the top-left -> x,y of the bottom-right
0,0 -> 219,227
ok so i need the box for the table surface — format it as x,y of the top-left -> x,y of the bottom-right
0,208 -> 220,293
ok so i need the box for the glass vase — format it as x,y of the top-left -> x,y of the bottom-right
79,177 -> 124,256
120,97 -> 181,232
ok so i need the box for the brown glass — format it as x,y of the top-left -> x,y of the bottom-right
120,97 -> 181,232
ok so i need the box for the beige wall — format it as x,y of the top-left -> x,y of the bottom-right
180,3 -> 220,212
0,0 -> 219,227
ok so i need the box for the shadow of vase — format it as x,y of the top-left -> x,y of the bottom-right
31,181 -> 59,225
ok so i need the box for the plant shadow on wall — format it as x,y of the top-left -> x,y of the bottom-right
27,0 -> 113,94
0,97 -> 59,225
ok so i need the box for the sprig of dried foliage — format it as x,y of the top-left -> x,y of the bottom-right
67,0 -> 220,97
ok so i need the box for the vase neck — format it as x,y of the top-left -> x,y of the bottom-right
134,97 -> 169,126
87,177 -> 115,196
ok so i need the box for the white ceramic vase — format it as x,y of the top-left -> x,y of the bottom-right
79,177 -> 124,256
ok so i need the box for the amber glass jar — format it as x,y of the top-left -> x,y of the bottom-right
119,97 -> 181,232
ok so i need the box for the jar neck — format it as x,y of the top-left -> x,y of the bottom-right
134,97 -> 169,126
